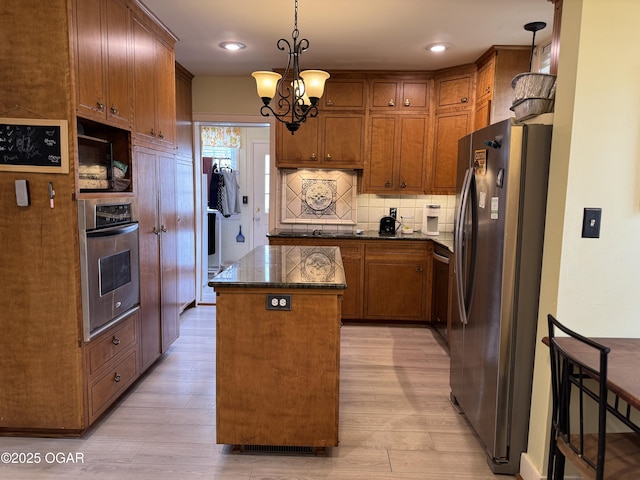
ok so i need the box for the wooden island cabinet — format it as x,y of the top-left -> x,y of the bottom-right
0,0 -> 189,436
210,246 -> 346,448
269,233 -> 434,323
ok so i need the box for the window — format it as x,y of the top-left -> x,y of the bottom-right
538,42 -> 552,74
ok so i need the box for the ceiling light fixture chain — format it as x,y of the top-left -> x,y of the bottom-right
252,0 -> 329,135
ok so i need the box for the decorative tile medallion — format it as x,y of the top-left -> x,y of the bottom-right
282,169 -> 357,224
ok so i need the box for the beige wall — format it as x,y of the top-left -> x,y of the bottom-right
192,76 -> 261,115
523,1 -> 640,478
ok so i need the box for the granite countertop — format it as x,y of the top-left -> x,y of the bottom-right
268,230 -> 455,252
209,245 -> 347,289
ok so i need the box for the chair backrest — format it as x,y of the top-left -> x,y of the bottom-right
547,314 -> 611,480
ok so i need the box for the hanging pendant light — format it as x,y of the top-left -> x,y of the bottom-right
251,0 -> 329,135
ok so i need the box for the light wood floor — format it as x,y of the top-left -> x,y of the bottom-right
0,305 -> 514,479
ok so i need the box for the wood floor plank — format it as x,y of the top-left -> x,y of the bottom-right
0,305 -> 514,479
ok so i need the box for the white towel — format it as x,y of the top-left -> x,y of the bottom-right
220,170 -> 241,216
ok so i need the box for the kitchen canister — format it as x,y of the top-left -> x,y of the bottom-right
422,204 -> 440,236
400,216 -> 414,234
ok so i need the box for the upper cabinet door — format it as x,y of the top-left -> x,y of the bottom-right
436,75 -> 472,109
74,0 -> 131,127
104,0 -> 131,126
75,0 -> 106,120
132,18 -> 156,141
132,15 -> 176,148
370,81 -> 399,109
369,78 -> 430,112
321,80 -> 367,111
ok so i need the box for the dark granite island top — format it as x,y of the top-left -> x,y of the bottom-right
209,245 -> 347,290
210,245 -> 344,449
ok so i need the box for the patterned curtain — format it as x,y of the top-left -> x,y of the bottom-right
201,126 -> 241,148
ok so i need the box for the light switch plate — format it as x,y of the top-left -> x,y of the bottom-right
15,180 -> 30,206
581,208 -> 602,238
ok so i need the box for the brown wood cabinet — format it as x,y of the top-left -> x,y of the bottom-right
1,0 -> 181,436
136,147 -> 180,370
363,242 -> 432,321
474,46 -> 530,129
435,72 -> 472,110
276,113 -> 365,169
85,310 -> 139,423
429,68 -> 475,195
370,77 -> 430,112
432,244 -> 453,345
269,237 -> 432,322
276,76 -> 366,169
321,78 -> 367,110
430,110 -> 471,194
175,63 -> 196,312
215,286 -> 341,447
364,115 -> 429,194
132,12 -> 177,148
73,0 -> 132,127
268,237 -> 364,319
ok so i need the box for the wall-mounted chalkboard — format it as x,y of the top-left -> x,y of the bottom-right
0,118 -> 69,174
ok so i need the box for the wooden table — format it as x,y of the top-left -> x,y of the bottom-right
543,336 -> 640,430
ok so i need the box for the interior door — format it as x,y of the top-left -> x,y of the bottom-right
251,140 -> 270,248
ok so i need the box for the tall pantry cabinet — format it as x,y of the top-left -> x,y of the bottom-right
130,5 -> 180,369
0,0 -> 188,436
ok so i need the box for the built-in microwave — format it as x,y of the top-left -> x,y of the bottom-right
78,198 -> 140,341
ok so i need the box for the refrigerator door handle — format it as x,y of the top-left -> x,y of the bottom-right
455,168 -> 472,325
455,168 -> 479,326
466,172 -> 479,320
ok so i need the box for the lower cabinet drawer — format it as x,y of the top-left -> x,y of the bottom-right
88,349 -> 138,421
87,313 -> 138,375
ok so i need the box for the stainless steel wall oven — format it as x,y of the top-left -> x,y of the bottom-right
78,198 -> 140,341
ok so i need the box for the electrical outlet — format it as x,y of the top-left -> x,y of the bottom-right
390,208 -> 397,219
581,208 -> 602,238
266,294 -> 292,311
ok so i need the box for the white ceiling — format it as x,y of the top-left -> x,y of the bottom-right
141,0 -> 555,77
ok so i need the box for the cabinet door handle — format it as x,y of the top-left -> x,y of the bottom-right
388,99 -> 395,107
110,104 -> 119,114
152,227 -> 160,235
114,373 -> 121,383
400,181 -> 407,188
112,336 -> 120,346
151,128 -> 156,137
161,225 -> 168,233
158,131 -> 165,139
404,98 -> 410,106
310,153 -> 317,160
385,181 -> 391,188
96,101 -> 105,112
416,266 -> 423,273
326,99 -> 334,106
325,154 -> 332,161
461,97 -> 468,103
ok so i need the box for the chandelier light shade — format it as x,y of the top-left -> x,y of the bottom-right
251,0 -> 329,134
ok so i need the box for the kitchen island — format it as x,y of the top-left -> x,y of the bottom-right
209,245 -> 346,449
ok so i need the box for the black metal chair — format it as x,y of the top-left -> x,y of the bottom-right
546,314 -> 640,480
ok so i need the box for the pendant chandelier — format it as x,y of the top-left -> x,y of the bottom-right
251,0 -> 329,135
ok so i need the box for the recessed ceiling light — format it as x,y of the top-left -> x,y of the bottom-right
219,42 -> 246,51
426,43 -> 451,53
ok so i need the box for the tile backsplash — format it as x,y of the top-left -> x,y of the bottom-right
276,169 -> 455,234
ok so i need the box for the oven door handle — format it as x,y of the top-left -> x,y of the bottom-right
86,223 -> 138,238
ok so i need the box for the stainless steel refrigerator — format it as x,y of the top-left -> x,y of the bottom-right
450,118 -> 552,475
